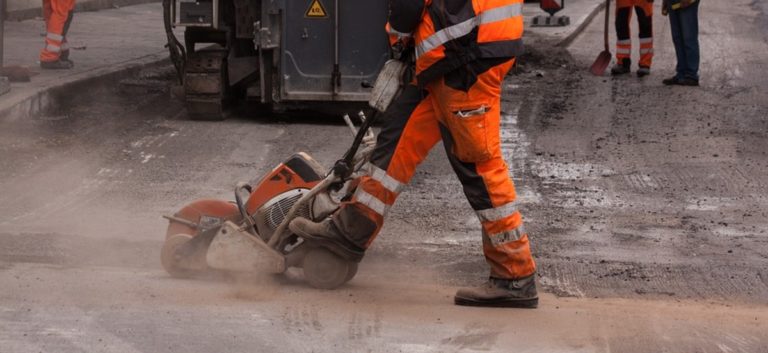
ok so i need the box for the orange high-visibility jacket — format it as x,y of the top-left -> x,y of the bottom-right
387,0 -> 525,84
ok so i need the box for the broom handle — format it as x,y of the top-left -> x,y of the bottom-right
604,0 -> 610,52
1,0 -> 5,68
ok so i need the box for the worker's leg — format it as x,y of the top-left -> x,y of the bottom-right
40,0 -> 75,63
678,1 -> 700,80
42,0 -> 53,23
429,59 -> 535,280
668,7 -> 687,79
60,10 -> 74,61
612,2 -> 633,74
636,2 -> 654,69
439,126 -> 536,279
614,3 -> 633,66
330,85 -> 442,250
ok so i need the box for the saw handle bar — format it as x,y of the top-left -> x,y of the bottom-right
234,182 -> 259,235
333,110 -> 378,180
343,111 -> 376,171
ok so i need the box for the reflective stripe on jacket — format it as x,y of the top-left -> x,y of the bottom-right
388,0 -> 524,85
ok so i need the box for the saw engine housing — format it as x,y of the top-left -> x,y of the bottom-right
244,152 -> 329,242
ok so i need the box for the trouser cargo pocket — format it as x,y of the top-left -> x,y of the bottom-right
445,104 -> 493,162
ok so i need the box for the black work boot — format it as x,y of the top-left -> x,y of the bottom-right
662,76 -> 679,85
636,66 -> 651,77
677,77 -> 700,86
610,58 -> 631,75
454,275 -> 538,308
663,76 -> 699,86
289,217 -> 365,262
40,59 -> 74,70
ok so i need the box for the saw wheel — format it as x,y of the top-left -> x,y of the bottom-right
161,233 -> 203,278
303,247 -> 357,289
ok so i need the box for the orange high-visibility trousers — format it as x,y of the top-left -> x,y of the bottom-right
40,0 -> 75,62
332,59 -> 536,280
615,0 -> 654,68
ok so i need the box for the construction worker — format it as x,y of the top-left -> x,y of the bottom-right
611,0 -> 654,77
661,0 -> 700,86
40,0 -> 76,69
291,0 -> 538,308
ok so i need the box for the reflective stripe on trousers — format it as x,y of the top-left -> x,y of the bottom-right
478,201 -> 526,246
349,163 -> 407,218
476,201 -> 518,222
47,32 -> 64,41
353,188 -> 389,217
46,44 -> 61,53
487,224 -> 526,247
365,162 -> 406,194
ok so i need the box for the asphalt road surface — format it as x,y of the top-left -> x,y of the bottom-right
1,1 -> 767,352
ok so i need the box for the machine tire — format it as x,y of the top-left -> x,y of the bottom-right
161,234 -> 198,278
303,247 -> 353,289
345,262 -> 358,283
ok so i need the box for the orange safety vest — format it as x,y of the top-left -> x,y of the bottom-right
387,0 -> 525,84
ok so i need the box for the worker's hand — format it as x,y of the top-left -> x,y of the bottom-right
679,0 -> 694,8
391,40 -> 415,63
661,0 -> 669,15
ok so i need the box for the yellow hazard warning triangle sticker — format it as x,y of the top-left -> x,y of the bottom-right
305,0 -> 327,18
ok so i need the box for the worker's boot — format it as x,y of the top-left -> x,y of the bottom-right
610,58 -> 631,75
40,59 -> 74,70
289,217 -> 366,262
663,76 -> 699,86
454,274 -> 538,308
636,66 -> 651,77
662,76 -> 680,85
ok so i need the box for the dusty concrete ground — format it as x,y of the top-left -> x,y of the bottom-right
1,0 -> 767,352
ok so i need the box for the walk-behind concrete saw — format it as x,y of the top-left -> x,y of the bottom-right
160,59 -> 407,289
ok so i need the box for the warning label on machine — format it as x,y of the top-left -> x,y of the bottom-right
305,0 -> 327,18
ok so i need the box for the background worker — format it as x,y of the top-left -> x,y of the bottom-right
291,0 -> 539,308
611,0 -> 654,77
661,0 -> 700,86
40,0 -> 75,69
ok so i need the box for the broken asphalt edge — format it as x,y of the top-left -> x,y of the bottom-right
0,52 -> 170,123
555,0 -> 606,48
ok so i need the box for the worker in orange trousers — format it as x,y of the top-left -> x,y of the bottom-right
40,0 -> 76,69
291,0 -> 538,308
611,0 -> 654,77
